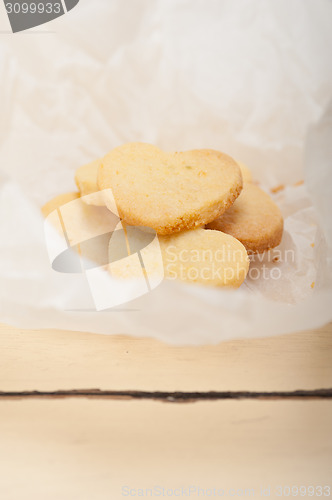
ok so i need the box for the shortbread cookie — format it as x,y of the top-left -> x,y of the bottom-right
108,227 -> 249,288
41,192 -> 80,218
160,228 -> 249,287
75,159 -> 105,206
206,183 -> 283,253
108,223 -> 164,283
236,161 -> 252,183
98,143 -> 243,235
42,191 -> 118,266
199,149 -> 252,184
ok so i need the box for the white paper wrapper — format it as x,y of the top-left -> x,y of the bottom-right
0,0 -> 331,344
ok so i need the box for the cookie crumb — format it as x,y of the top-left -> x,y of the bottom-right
270,184 -> 285,194
311,281 -> 315,289
311,243 -> 315,248
294,180 -> 304,187
273,256 -> 279,262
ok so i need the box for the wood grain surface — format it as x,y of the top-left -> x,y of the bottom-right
0,322 -> 331,393
0,398 -> 331,500
1,322 -> 331,499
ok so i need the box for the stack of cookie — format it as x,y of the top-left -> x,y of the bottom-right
43,143 -> 283,288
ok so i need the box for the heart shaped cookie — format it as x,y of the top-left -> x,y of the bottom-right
98,143 -> 243,235
108,227 -> 249,288
206,183 -> 283,253
42,191 -> 118,267
160,228 -> 249,287
75,159 -> 105,206
41,191 -> 80,218
236,160 -> 253,183
200,149 -> 253,184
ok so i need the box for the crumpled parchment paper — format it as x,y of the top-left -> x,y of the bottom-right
0,0 -> 331,344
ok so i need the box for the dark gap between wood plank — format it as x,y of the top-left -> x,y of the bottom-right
0,389 -> 331,402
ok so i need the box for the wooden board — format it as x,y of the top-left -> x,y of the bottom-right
0,399 -> 331,499
0,322 -> 331,393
